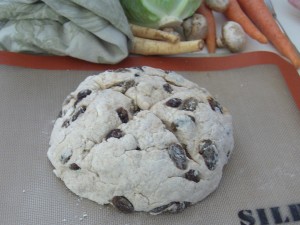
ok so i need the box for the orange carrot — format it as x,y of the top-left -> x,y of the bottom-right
237,0 -> 300,68
224,0 -> 268,44
197,3 -> 217,53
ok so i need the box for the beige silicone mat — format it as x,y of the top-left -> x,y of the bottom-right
0,64 -> 299,225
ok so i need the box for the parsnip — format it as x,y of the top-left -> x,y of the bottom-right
130,37 -> 204,55
130,24 -> 180,43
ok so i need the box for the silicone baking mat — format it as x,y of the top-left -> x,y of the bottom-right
0,52 -> 299,225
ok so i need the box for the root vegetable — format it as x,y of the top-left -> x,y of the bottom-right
130,37 -> 204,55
224,0 -> 268,44
217,21 -> 246,52
237,0 -> 300,68
162,27 -> 185,41
197,4 -> 217,53
182,13 -> 208,41
130,24 -> 179,43
205,0 -> 229,12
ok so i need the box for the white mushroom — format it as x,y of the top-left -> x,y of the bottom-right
182,13 -> 208,41
205,0 -> 229,12
217,21 -> 247,53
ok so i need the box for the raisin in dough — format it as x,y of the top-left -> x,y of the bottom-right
47,67 -> 234,214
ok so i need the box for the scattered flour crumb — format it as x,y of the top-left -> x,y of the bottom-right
78,212 -> 88,222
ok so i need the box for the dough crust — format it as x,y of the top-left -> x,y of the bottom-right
48,67 -> 234,214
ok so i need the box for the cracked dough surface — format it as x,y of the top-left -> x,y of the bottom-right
47,66 -> 234,214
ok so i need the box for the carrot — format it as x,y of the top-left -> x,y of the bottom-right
224,0 -> 268,44
237,0 -> 300,68
130,24 -> 180,43
197,3 -> 217,53
130,37 -> 204,55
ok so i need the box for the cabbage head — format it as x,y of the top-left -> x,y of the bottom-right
120,0 -> 202,29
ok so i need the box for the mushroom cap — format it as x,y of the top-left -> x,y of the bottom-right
205,0 -> 229,12
222,21 -> 246,52
183,13 -> 208,41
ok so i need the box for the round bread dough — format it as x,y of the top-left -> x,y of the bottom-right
47,66 -> 234,214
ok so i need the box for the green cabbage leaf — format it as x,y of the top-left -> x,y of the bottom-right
120,0 -> 202,28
